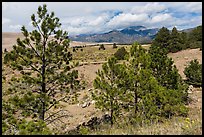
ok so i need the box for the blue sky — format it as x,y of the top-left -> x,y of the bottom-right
2,2 -> 202,36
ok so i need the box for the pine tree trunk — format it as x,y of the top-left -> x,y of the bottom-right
110,72 -> 114,126
40,60 -> 46,121
40,82 -> 45,121
135,91 -> 137,114
110,101 -> 113,127
134,84 -> 138,115
39,102 -> 45,121
40,40 -> 46,121
134,91 -> 137,114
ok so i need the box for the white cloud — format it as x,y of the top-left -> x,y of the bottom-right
107,13 -> 149,28
2,2 -> 8,11
165,2 -> 202,14
2,2 -> 202,34
151,13 -> 172,23
28,21 -> 33,27
179,16 -> 202,28
9,24 -> 22,30
88,14 -> 110,26
64,26 -> 90,35
61,12 -> 111,27
60,13 -> 113,35
131,2 -> 166,14
2,17 -> 11,25
185,2 -> 202,13
67,17 -> 87,27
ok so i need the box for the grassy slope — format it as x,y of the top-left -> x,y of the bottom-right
91,87 -> 202,135
72,45 -> 202,135
2,36 -> 202,135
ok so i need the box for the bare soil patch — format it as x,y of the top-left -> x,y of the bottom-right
2,32 -> 202,134
168,48 -> 202,79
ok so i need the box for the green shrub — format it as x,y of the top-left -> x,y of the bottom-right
188,41 -> 202,49
92,57 -> 126,126
184,59 -> 202,86
114,47 -> 128,60
79,126 -> 90,135
73,48 -> 76,52
92,42 -> 189,128
152,26 -> 202,53
18,120 -> 52,135
99,44 -> 105,50
168,27 -> 183,53
113,43 -> 117,49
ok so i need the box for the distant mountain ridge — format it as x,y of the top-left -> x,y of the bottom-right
180,27 -> 195,33
70,26 -> 159,44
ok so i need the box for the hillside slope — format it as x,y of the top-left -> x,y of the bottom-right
70,26 -> 159,44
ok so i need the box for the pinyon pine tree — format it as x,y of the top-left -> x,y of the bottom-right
148,28 -> 189,119
126,43 -> 188,123
92,57 -> 126,126
3,4 -> 79,124
180,32 -> 188,49
151,27 -> 170,53
184,59 -> 202,86
149,27 -> 182,90
121,43 -> 162,122
114,47 -> 128,60
168,27 -> 182,53
188,25 -> 202,49
123,42 -> 151,114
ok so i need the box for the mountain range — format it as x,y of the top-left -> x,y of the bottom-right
70,26 -> 159,44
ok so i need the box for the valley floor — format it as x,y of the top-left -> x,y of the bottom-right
2,33 -> 202,134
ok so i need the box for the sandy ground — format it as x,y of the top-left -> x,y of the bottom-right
2,32 -> 111,51
2,32 -> 24,51
76,64 -> 103,88
168,49 -> 202,79
2,32 -> 202,133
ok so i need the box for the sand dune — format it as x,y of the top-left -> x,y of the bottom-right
2,32 -> 24,51
2,32 -> 98,51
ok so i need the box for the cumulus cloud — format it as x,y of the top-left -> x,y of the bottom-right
130,2 -> 166,14
88,14 -> 110,26
61,12 -> 113,27
165,2 -> 202,14
186,2 -> 202,13
107,13 -> 149,29
56,3 -> 202,35
9,24 -> 22,31
60,12 -> 115,35
2,17 -> 11,25
151,13 -> 173,23
64,17 -> 87,27
64,26 -> 88,35
177,15 -> 202,29
2,2 -> 202,35
2,2 -> 8,11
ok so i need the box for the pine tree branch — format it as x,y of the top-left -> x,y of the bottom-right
26,38 -> 41,58
46,77 -> 58,87
45,96 -> 67,112
46,114 -> 70,125
14,48 -> 41,74
32,89 -> 41,94
26,108 -> 37,113
22,68 -> 32,71
44,40 -> 63,63
47,83 -> 62,96
38,97 -> 44,104
34,20 -> 44,38
46,81 -> 55,93
44,110 -> 69,122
